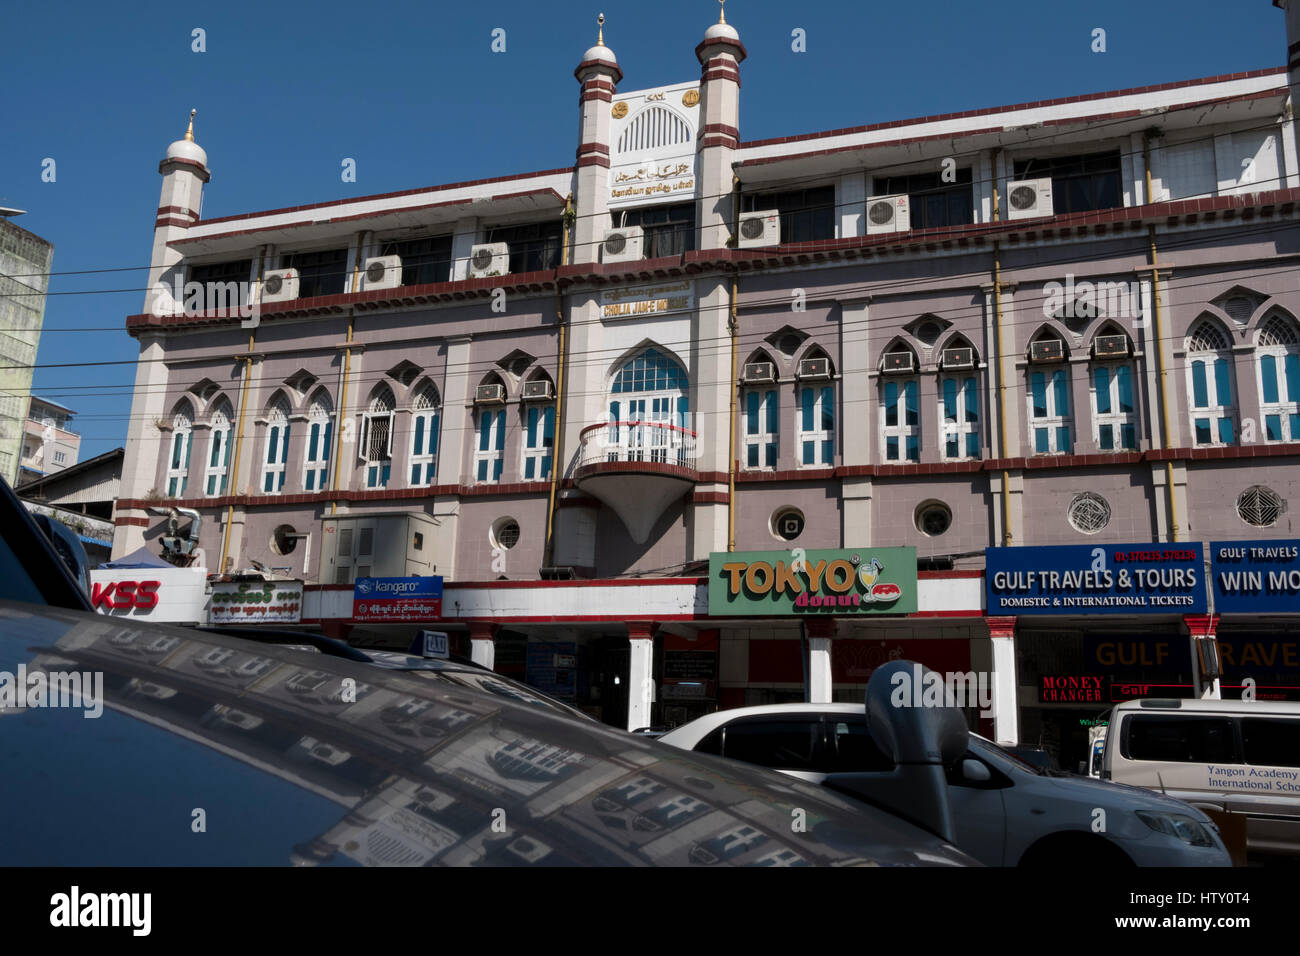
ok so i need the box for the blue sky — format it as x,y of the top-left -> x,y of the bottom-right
0,0 -> 1286,460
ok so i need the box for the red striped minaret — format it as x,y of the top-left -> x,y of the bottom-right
695,0 -> 746,249
572,13 -> 622,265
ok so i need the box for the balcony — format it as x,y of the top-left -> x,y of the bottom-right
575,420 -> 699,543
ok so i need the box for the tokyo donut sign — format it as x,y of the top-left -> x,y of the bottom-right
708,548 -> 918,616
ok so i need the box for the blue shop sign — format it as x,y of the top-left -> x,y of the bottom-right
986,543 -> 1206,615
1210,540 -> 1300,614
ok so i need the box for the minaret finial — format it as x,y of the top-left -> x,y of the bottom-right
718,0 -> 726,24
184,109 -> 196,142
597,12 -> 605,45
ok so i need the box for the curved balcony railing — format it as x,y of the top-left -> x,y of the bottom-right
576,420 -> 699,471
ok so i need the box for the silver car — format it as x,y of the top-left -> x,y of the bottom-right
659,702 -> 1231,866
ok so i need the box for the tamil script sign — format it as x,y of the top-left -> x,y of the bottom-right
986,543 -> 1207,615
708,548 -> 917,616
352,576 -> 443,622
209,580 -> 303,624
1211,539 -> 1300,614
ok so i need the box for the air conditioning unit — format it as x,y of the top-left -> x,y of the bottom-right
522,379 -> 554,401
865,194 -> 911,235
737,210 -> 780,248
475,383 -> 506,404
261,269 -> 299,303
1005,178 -> 1054,220
1030,338 -> 1065,363
602,226 -> 644,263
881,350 -> 915,374
742,361 -> 776,384
361,255 -> 402,291
468,242 -> 509,278
942,347 -> 975,369
797,357 -> 831,380
1094,334 -> 1129,357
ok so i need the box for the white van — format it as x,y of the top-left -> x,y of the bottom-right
1103,698 -> 1300,858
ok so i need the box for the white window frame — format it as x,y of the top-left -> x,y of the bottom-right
880,376 -> 920,462
302,403 -> 333,492
1185,350 -> 1236,447
261,402 -> 291,494
1090,363 -> 1138,451
361,410 -> 394,489
1257,340 -> 1300,444
205,408 -> 232,496
408,388 -> 440,487
520,403 -> 555,481
474,407 -> 506,484
166,412 -> 193,497
796,384 -> 835,467
939,375 -> 980,460
1026,366 -> 1073,455
742,387 -> 778,470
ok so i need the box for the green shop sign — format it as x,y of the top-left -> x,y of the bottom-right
708,548 -> 918,616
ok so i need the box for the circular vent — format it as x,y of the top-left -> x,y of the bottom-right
366,260 -> 387,282
916,321 -> 941,345
771,507 -> 805,541
1223,297 -> 1255,325
1010,185 -> 1039,210
605,232 -> 627,255
740,217 -> 765,240
264,274 -> 283,295
471,248 -> 494,271
868,201 -> 895,226
1067,492 -> 1111,534
271,524 -> 299,555
915,501 -> 952,537
1237,485 -> 1284,528
492,518 -> 521,550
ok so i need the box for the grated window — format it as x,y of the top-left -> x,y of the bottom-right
1068,492 -> 1112,534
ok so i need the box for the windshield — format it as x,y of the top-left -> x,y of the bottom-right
969,734 -> 1043,774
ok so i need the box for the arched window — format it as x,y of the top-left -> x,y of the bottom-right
261,394 -> 291,493
1090,327 -> 1137,451
1185,319 -> 1236,446
520,376 -> 554,481
938,341 -> 980,460
166,403 -> 194,497
1026,331 -> 1073,455
795,349 -> 834,467
303,391 -> 334,491
609,348 -> 691,465
362,387 -> 395,489
204,399 -> 233,496
410,383 -> 441,486
741,352 -> 779,471
880,344 -> 919,462
1256,313 -> 1300,443
475,374 -> 507,483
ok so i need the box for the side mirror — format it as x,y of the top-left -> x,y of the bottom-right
824,659 -> 970,844
961,758 -> 991,783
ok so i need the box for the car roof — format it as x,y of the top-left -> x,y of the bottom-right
658,703 -> 866,746
0,598 -> 973,867
1111,698 -> 1300,715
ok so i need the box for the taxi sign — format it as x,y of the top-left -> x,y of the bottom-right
412,629 -> 450,660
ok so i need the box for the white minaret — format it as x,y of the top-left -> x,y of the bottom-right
689,1 -> 746,560
113,112 -> 209,559
694,0 -> 745,249
572,14 -> 621,265
145,110 -> 209,315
